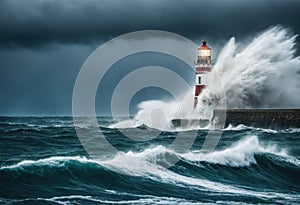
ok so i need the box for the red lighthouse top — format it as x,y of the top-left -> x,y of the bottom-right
198,40 -> 211,50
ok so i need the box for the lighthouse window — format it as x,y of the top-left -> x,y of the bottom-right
198,76 -> 201,84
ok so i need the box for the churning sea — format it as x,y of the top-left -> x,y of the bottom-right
0,117 -> 299,204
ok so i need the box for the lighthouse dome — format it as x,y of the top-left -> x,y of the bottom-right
198,40 -> 211,50
198,40 -> 211,57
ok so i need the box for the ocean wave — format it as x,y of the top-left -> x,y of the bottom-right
223,124 -> 300,133
0,154 -> 242,195
109,119 -> 142,129
1,154 -> 242,198
181,135 -> 294,167
90,142 -> 300,197
0,156 -> 95,170
0,195 -> 211,205
1,136 -> 299,197
2,136 -> 298,171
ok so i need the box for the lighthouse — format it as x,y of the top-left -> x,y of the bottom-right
194,40 -> 212,108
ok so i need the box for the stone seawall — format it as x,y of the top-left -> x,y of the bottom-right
213,109 -> 300,129
171,109 -> 300,129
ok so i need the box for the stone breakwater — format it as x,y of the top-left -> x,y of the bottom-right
171,109 -> 300,129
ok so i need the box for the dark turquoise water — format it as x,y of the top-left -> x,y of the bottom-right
0,117 -> 299,204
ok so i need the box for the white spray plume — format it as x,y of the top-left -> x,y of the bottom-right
203,26 -> 300,108
113,27 -> 300,130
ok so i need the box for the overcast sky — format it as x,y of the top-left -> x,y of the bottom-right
1,0 -> 300,115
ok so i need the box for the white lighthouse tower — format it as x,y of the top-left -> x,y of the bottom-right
194,40 -> 212,108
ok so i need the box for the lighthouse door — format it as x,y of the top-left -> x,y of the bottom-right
196,74 -> 202,85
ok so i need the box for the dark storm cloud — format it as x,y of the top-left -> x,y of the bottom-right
0,43 -> 96,115
1,0 -> 300,47
1,0 -> 300,116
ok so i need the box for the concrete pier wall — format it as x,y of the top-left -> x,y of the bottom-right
171,109 -> 300,129
213,109 -> 300,129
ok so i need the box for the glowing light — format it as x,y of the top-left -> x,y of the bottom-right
198,50 -> 211,57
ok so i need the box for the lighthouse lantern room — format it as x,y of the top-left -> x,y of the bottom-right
194,40 -> 212,108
